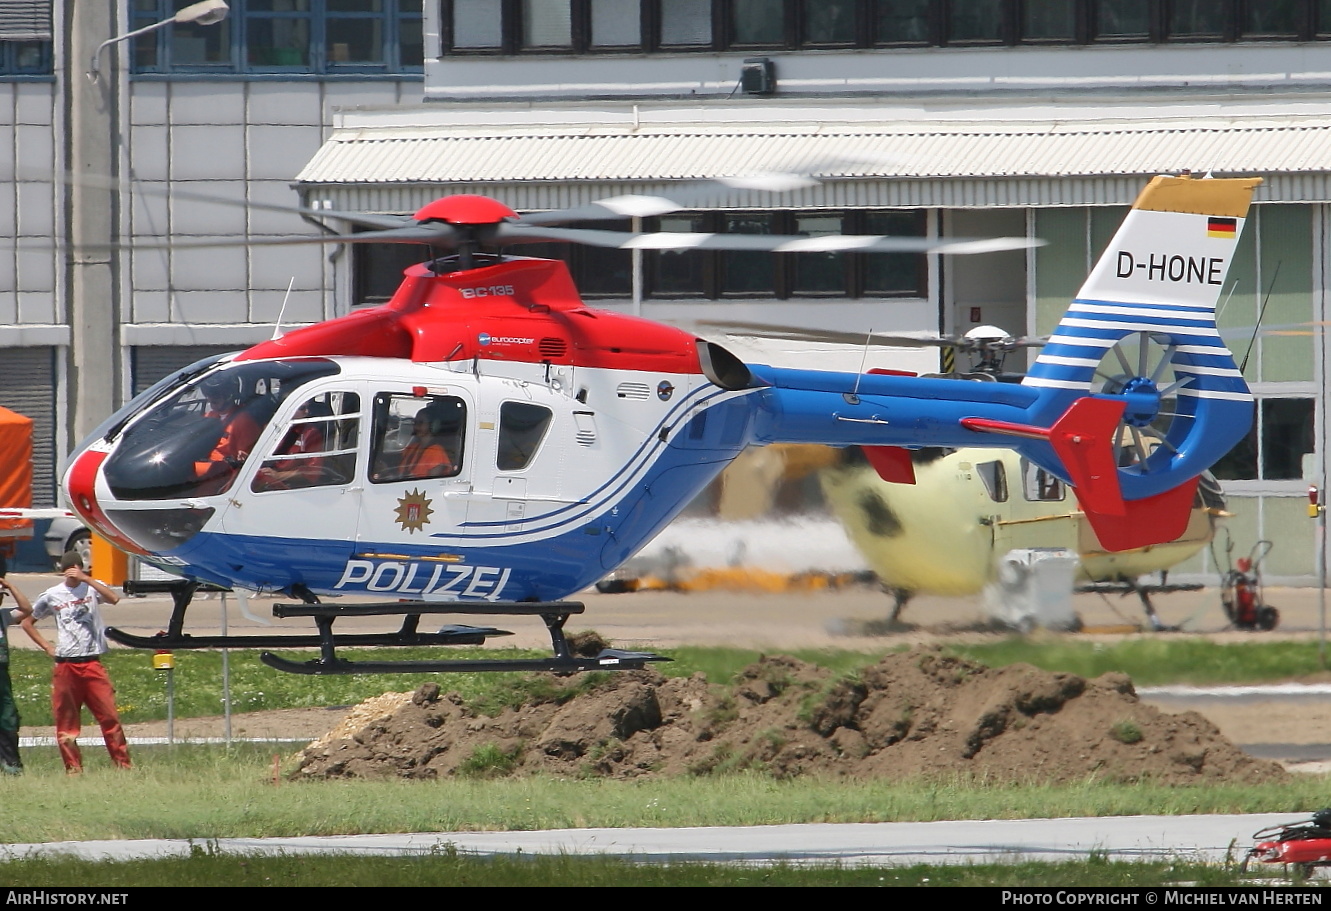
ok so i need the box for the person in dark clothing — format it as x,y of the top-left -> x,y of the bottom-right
0,574 -> 25,774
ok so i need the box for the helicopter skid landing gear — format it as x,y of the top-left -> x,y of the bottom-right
108,578 -> 508,651
260,600 -> 668,675
108,579 -> 667,674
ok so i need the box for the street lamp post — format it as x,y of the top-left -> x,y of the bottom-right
66,1 -> 229,448
88,1 -> 229,82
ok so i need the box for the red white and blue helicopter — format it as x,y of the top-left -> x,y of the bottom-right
62,173 -> 1260,674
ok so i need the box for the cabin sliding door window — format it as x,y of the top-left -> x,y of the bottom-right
251,392 -> 361,492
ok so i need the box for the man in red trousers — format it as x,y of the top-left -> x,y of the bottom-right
10,552 -> 131,772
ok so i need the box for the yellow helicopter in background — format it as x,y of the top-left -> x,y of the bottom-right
629,323 -> 1230,630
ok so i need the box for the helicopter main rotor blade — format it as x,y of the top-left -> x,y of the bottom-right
52,170 -> 415,232
696,322 -> 947,348
505,225 -> 1043,254
517,172 -> 822,226
695,320 -> 1046,351
100,223 -> 464,251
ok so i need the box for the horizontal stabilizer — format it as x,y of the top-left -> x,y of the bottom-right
862,446 -> 916,485
1047,398 -> 1127,517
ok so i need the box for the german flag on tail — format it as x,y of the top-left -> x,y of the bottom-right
1208,216 -> 1237,239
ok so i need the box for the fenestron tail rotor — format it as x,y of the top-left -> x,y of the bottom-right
1091,331 -> 1195,477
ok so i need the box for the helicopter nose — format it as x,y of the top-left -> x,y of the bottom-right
64,448 -> 150,557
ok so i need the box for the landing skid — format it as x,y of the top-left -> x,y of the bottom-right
1076,578 -> 1203,631
109,579 -> 669,675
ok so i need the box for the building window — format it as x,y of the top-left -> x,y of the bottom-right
439,1 -> 1331,55
645,209 -> 928,300
1240,0 -> 1302,38
874,0 -> 933,45
0,39 -> 49,75
353,238 -> 431,305
1093,0 -> 1151,41
804,0 -> 859,45
660,0 -> 714,47
131,0 -> 423,74
945,0 -> 1005,43
731,0 -> 787,46
521,0 -> 573,50
0,0 -> 52,75
591,0 -> 642,47
1021,0 -> 1077,42
1211,398 -> 1317,482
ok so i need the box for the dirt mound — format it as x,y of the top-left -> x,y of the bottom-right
291,647 -> 1289,785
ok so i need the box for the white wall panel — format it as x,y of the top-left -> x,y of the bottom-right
15,242 -> 53,292
129,289 -> 171,324
249,244 -> 324,292
171,246 -> 248,293
0,181 -> 16,236
13,83 -> 51,125
172,289 -> 250,324
14,123 -> 51,176
247,83 -> 322,126
130,185 -> 170,239
16,289 -> 53,322
171,179 -> 248,236
171,124 -> 246,181
249,288 -> 322,325
130,123 -> 170,182
15,179 -> 53,236
167,82 -> 245,126
247,123 -> 323,180
131,248 -> 171,294
248,179 -> 310,235
129,82 -> 168,127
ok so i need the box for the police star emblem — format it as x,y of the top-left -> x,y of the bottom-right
394,489 -> 434,534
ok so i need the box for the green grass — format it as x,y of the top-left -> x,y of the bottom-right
2,745 -> 1330,843
6,638 -> 1331,886
8,637 -> 1322,727
0,853 -> 1276,888
945,638 -> 1331,687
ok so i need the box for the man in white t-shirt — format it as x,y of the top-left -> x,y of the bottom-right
9,553 -> 131,772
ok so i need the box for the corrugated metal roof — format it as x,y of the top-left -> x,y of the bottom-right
295,115 -> 1331,210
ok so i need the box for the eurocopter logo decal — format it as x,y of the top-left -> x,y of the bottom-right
395,489 -> 434,534
477,332 -> 535,346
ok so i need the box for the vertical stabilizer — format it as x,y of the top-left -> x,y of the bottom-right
1021,175 -> 1259,502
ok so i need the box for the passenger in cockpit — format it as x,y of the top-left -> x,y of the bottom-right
378,403 -> 455,481
252,401 -> 331,491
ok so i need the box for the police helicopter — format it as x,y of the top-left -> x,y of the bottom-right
63,173 -> 1260,675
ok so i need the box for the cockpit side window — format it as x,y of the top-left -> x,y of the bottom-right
370,393 -> 467,483
251,392 -> 361,492
1021,458 -> 1066,502
102,359 -> 339,501
497,401 -> 552,471
976,460 -> 1008,503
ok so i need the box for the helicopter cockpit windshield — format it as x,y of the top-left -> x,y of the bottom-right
103,359 -> 341,501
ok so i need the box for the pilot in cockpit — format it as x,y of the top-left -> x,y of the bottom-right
193,373 -> 263,493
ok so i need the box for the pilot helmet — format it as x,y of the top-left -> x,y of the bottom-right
199,372 -> 244,406
415,400 -> 463,435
